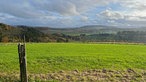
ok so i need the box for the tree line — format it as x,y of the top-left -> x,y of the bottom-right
1,23 -> 146,43
80,31 -> 146,43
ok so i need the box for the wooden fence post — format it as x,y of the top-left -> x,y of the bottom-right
18,43 -> 28,82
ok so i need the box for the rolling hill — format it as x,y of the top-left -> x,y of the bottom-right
0,23 -> 77,42
1,23 -> 146,43
36,25 -> 146,35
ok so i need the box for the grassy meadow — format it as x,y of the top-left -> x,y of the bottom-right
0,43 -> 146,81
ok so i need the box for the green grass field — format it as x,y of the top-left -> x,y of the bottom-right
0,43 -> 146,81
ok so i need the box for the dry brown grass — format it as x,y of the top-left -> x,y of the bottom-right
0,69 -> 146,82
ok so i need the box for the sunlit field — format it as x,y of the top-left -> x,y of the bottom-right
0,43 -> 146,81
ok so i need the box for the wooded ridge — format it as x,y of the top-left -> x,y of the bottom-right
1,23 -> 146,43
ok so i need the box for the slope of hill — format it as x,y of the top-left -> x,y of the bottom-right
1,23 -> 146,43
36,25 -> 146,35
0,23 -> 77,42
36,25 -> 146,43
0,23 -> 22,42
36,25 -> 119,35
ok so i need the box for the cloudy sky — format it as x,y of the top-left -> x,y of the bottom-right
0,0 -> 146,27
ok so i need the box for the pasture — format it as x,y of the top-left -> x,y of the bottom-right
0,43 -> 146,81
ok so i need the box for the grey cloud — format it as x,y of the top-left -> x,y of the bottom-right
48,0 -> 79,16
1,0 -> 146,27
80,16 -> 88,22
100,10 -> 124,20
99,8 -> 146,27
0,0 -> 116,18
125,15 -> 146,21
120,0 -> 146,10
31,0 -> 79,16
0,0 -> 43,18
22,0 -> 116,16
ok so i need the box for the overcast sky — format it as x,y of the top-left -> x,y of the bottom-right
0,0 -> 146,27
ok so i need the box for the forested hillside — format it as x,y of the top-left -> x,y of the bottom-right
1,23 -> 146,43
37,25 -> 146,35
80,31 -> 146,43
0,23 -> 22,42
0,23 -> 74,42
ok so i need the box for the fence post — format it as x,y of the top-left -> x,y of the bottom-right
18,43 -> 28,82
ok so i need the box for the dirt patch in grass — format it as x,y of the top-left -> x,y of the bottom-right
0,69 -> 146,82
